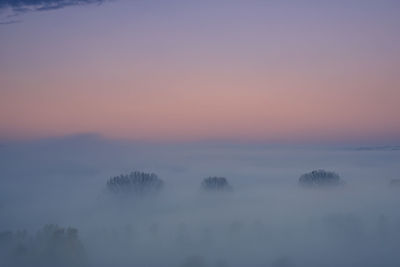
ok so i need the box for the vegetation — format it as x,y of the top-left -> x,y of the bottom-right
201,177 -> 232,191
107,171 -> 164,194
0,225 -> 86,267
299,169 -> 342,187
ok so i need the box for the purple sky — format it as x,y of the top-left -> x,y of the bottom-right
1,0 -> 399,143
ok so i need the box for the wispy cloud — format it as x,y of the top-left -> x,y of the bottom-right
0,0 -> 107,24
0,0 -> 106,12
0,19 -> 19,25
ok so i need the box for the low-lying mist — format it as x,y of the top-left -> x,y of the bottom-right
1,135 -> 400,267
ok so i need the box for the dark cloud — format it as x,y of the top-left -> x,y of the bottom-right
0,0 -> 106,13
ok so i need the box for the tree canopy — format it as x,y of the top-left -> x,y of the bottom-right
299,169 -> 342,187
201,177 -> 232,191
107,171 -> 164,194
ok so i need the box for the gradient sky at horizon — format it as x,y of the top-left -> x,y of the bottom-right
1,0 -> 399,144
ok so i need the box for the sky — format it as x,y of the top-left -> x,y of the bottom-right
0,0 -> 399,144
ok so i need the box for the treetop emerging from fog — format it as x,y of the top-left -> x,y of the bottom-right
106,171 -> 163,195
201,177 -> 232,192
299,169 -> 342,187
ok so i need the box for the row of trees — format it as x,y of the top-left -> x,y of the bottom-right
106,172 -> 234,194
0,225 -> 86,267
106,169 -> 346,196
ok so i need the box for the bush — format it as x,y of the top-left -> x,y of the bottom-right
299,169 -> 342,187
107,171 -> 163,194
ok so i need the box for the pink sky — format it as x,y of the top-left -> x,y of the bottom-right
1,1 -> 399,143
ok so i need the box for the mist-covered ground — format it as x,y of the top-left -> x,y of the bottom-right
1,135 -> 400,267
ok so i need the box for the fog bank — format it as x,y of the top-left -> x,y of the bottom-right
1,136 -> 400,267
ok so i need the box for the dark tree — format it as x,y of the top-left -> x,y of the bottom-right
201,177 -> 232,191
299,169 -> 342,187
107,171 -> 163,194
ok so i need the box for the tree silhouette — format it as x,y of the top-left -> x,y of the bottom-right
0,225 -> 87,267
201,177 -> 232,191
299,169 -> 342,187
107,171 -> 164,195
